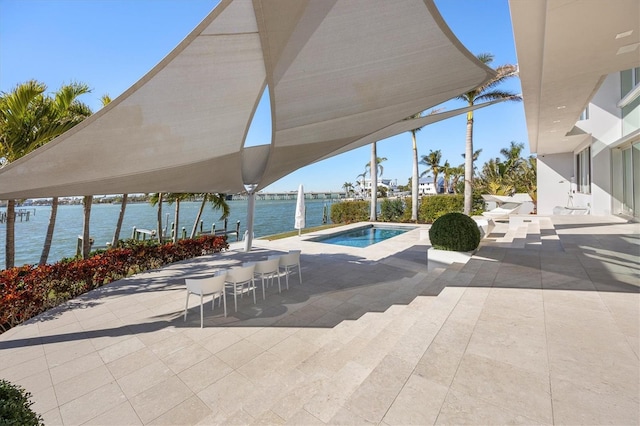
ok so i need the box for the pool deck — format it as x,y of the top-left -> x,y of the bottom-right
0,216 -> 638,425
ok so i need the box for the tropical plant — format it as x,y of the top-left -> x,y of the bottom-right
429,212 -> 481,252
342,182 -> 354,197
419,194 -> 464,223
420,149 -> 442,193
379,198 -> 404,222
457,53 -> 521,214
0,80 -> 92,268
149,193 -> 165,243
190,193 -> 230,238
330,200 -> 369,224
0,379 -> 44,425
450,165 -> 465,194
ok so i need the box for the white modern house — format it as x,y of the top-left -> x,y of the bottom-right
358,178 -> 399,196
510,0 -> 639,219
418,177 -> 438,195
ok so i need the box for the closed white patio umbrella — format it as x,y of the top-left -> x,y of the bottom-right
295,184 -> 305,237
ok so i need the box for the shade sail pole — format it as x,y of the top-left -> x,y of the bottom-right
244,185 -> 256,252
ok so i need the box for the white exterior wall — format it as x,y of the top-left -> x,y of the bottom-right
537,153 -> 574,215
539,73 -> 627,216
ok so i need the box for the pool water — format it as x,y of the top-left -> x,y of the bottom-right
310,225 -> 415,248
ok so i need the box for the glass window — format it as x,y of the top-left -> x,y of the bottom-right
575,147 -> 591,194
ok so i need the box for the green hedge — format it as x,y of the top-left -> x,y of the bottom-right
379,198 -> 405,222
419,194 -> 464,223
330,200 -> 369,223
0,379 -> 43,425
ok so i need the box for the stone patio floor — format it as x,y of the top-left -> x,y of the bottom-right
0,215 -> 638,425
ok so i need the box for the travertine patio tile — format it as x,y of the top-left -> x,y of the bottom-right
59,382 -> 127,425
304,361 -> 370,422
42,407 -> 63,425
117,360 -> 174,399
414,318 -> 474,387
269,371 -> 330,421
83,401 -> 143,425
43,338 -> 96,367
49,351 -> 104,384
148,395 -> 212,425
284,409 -> 325,425
328,406 -> 376,425
382,374 -> 448,425
215,339 -> 265,370
551,376 -> 639,425
436,388 -> 542,425
268,334 -> 320,369
149,332 -> 196,359
54,364 -> 114,405
450,353 -> 552,423
178,354 -> 234,393
200,328 -> 244,354
162,342 -> 212,374
106,347 -> 160,379
29,385 -> 58,417
98,335 -> 146,363
345,355 -> 414,423
129,375 -> 193,424
197,371 -> 253,415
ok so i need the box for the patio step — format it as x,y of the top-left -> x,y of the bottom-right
294,265 -> 470,423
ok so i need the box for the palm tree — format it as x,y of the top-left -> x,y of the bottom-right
80,95 -> 112,259
0,80 -> 91,268
403,109 -> 441,221
149,193 -> 165,243
190,193 -> 230,239
441,161 -> 452,194
40,84 -> 92,263
457,53 -> 521,214
342,182 -> 354,197
420,150 -> 442,193
500,141 -> 525,176
450,165 -> 465,194
364,151 -> 386,221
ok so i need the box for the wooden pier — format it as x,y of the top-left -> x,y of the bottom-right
0,208 -> 36,223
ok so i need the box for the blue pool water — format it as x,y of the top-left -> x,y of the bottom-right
311,225 -> 415,248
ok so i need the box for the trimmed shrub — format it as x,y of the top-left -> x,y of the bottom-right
429,212 -> 480,252
379,198 -> 405,222
0,379 -> 43,425
330,200 -> 369,223
419,194 -> 464,223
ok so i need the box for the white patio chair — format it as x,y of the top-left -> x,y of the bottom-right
225,264 -> 256,312
276,250 -> 302,288
249,257 -> 282,298
184,273 -> 227,327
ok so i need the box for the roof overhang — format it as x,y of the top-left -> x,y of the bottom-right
0,0 -> 496,199
509,0 -> 640,155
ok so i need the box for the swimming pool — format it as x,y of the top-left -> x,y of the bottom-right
310,225 -> 415,248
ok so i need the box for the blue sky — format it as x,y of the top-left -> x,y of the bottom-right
0,0 -> 528,193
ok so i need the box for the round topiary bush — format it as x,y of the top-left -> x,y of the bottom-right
428,212 -> 480,252
0,379 -> 43,425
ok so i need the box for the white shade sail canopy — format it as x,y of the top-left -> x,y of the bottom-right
0,0 -> 495,199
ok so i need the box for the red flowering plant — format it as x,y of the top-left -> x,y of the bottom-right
0,235 -> 228,333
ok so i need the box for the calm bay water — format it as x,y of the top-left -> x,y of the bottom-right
0,199 -> 334,269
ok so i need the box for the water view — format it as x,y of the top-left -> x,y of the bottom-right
0,198 -> 335,269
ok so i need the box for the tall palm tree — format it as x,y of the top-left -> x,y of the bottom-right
342,182 -> 354,197
364,151 -> 386,221
420,150 -> 442,193
450,165 -> 465,194
190,193 -> 230,239
457,53 -> 521,214
0,80 -> 91,268
441,160 -> 452,194
403,109 -> 441,221
80,95 -> 111,259
149,193 -> 165,243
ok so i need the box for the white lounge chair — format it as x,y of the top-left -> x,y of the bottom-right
482,201 -> 522,220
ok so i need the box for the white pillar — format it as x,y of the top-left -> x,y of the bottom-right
244,190 -> 256,252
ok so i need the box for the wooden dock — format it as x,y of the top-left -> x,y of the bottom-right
0,208 -> 36,223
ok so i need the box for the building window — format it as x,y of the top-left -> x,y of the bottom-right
579,106 -> 590,121
621,67 -> 640,98
576,147 -> 591,194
